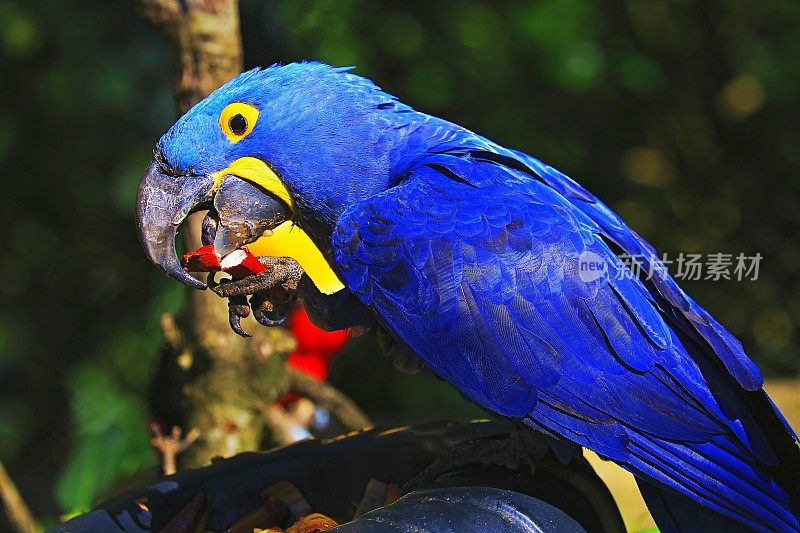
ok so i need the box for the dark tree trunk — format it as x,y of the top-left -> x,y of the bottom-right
135,0 -> 295,469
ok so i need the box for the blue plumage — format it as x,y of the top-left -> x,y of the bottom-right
333,158 -> 798,531
149,62 -> 800,532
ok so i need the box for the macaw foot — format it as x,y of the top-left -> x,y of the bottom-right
375,326 -> 424,374
212,256 -> 304,337
401,429 -> 550,494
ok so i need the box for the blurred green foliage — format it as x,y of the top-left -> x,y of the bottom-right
0,0 -> 798,526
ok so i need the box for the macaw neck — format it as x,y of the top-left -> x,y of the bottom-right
291,111 -> 478,253
252,110 -> 474,296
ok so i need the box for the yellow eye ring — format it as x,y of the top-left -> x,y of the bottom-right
219,102 -> 259,143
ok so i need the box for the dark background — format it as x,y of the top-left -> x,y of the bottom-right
1,0 -> 798,527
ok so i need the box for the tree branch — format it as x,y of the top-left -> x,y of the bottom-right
0,459 -> 39,533
134,0 -> 243,114
286,368 -> 372,431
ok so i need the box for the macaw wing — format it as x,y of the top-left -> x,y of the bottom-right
416,133 -> 764,393
332,159 -> 797,532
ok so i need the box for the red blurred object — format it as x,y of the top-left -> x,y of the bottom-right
280,306 -> 350,406
287,306 -> 350,381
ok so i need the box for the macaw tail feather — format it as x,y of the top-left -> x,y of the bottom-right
637,479 -> 752,533
634,388 -> 800,533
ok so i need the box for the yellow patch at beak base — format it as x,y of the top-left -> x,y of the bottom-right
246,221 -> 345,295
212,157 -> 345,295
211,157 -> 294,210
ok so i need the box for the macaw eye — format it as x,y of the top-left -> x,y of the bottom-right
219,102 -> 259,143
229,114 -> 247,135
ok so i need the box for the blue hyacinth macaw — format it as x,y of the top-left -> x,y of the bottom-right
136,62 -> 799,532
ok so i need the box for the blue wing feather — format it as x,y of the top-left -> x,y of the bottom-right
425,136 -> 763,390
332,151 -> 798,532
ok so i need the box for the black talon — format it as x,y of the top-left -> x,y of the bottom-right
253,307 -> 286,327
229,298 -> 250,318
258,289 -> 297,325
207,271 -> 219,289
227,293 -> 252,338
249,292 -> 285,327
229,311 -> 251,338
228,307 -> 251,337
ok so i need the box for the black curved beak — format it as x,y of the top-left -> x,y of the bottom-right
136,160 -> 292,290
136,160 -> 214,289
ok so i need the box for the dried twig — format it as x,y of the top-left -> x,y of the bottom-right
0,459 -> 39,533
150,422 -> 201,476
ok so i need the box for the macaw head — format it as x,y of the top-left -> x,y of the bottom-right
137,62 -> 417,290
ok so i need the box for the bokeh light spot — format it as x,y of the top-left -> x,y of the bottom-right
0,3 -> 44,58
718,74 -> 766,120
620,146 -> 676,187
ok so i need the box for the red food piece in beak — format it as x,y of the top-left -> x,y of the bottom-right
219,249 -> 266,278
182,245 -> 266,279
182,245 -> 221,272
